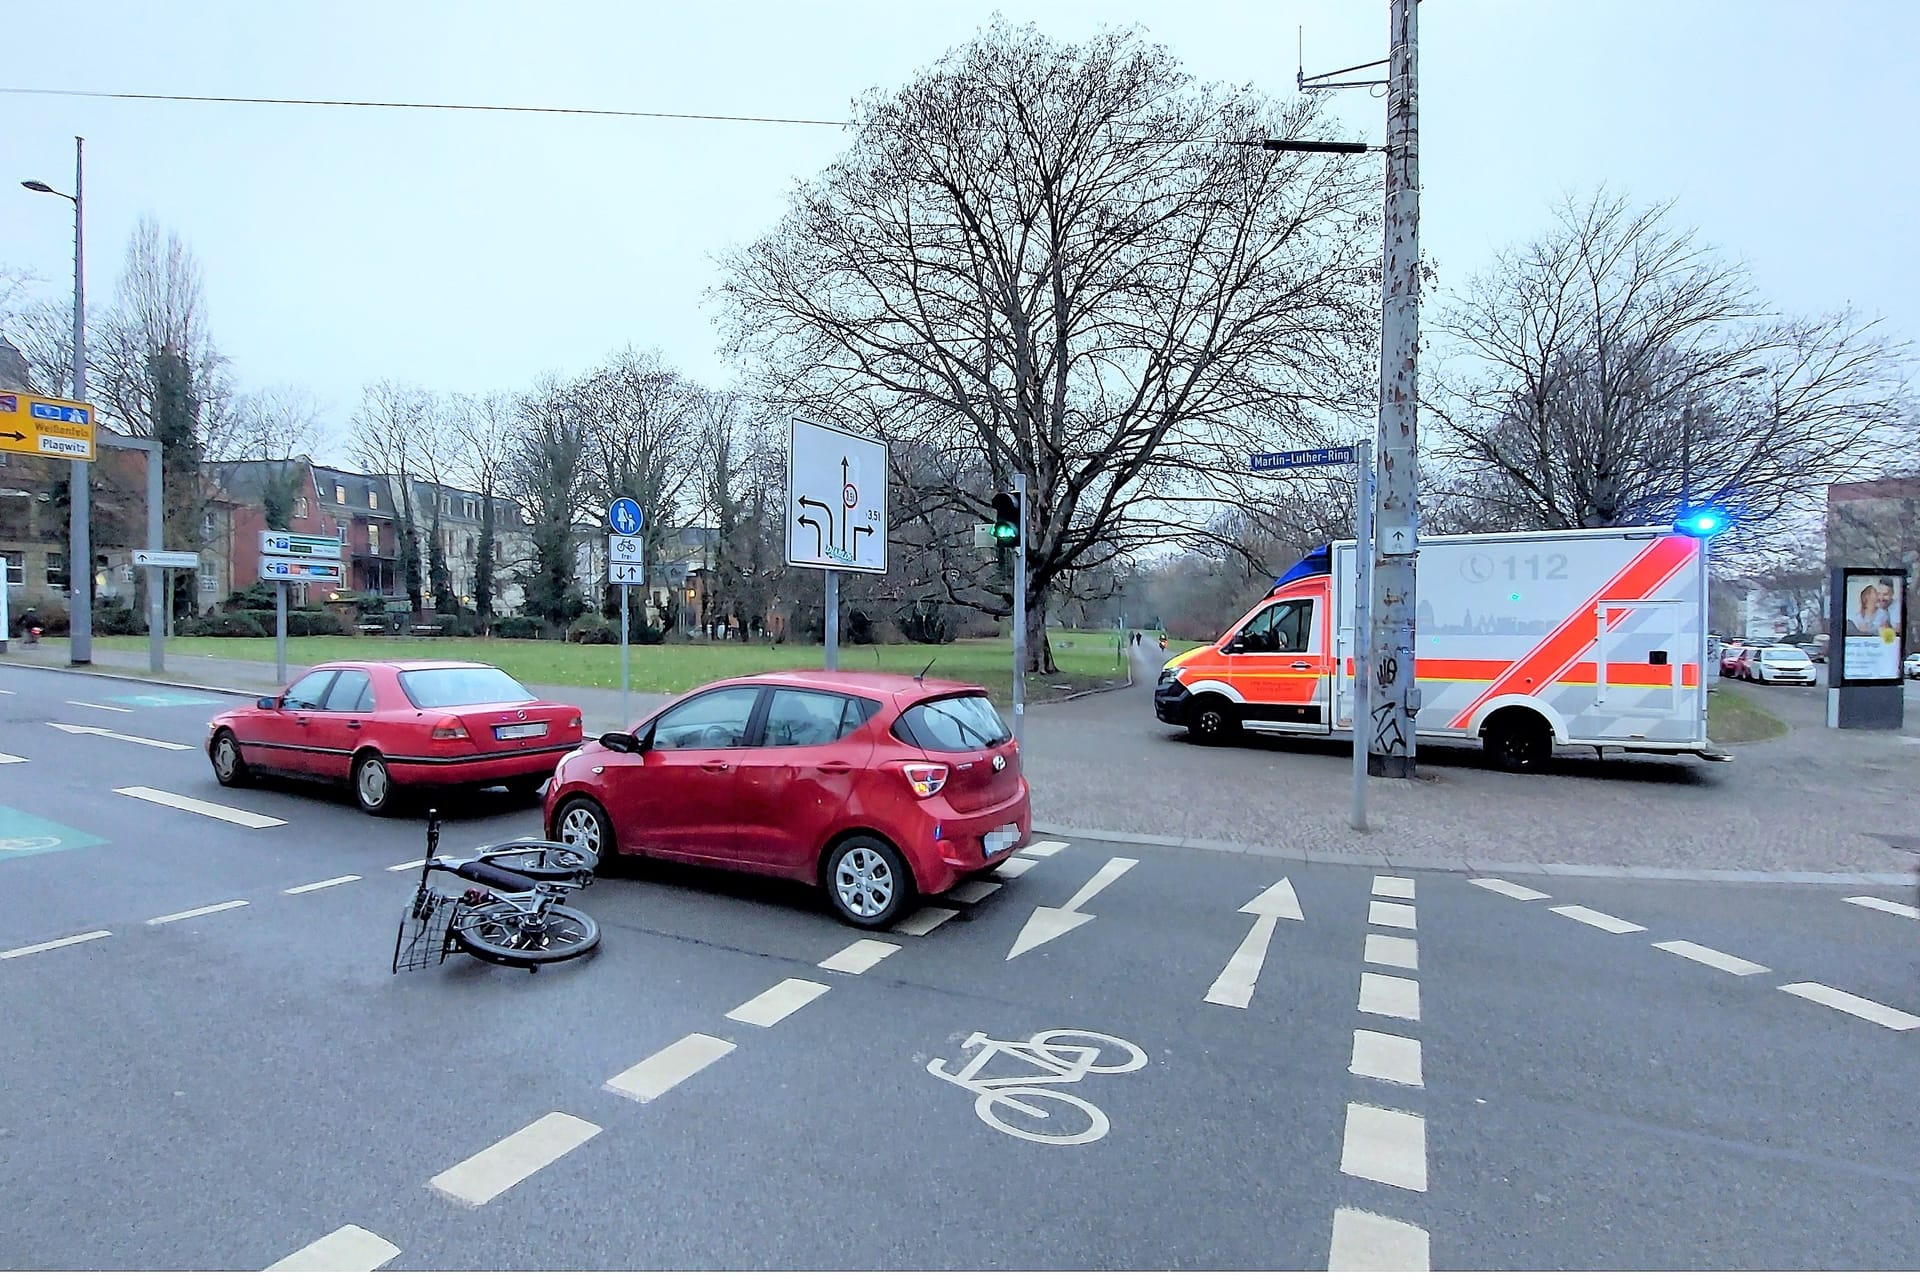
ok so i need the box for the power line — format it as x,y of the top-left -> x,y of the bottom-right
0,86 -> 852,128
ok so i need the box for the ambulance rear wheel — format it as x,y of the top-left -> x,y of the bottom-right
1189,698 -> 1238,745
1484,711 -> 1553,773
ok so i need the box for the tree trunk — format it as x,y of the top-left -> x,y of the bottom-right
1024,584 -> 1056,676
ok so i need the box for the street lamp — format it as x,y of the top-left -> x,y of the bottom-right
20,138 -> 90,665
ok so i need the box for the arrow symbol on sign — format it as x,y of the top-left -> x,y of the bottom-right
1007,856 -> 1136,959
1202,879 -> 1303,1009
47,722 -> 192,751
0,430 -> 23,442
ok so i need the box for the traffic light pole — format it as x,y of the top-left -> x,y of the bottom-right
1011,471 -> 1027,746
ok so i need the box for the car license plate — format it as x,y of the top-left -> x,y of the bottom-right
495,722 -> 548,741
983,826 -> 1020,856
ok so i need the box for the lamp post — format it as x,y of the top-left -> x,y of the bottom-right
20,137 -> 89,664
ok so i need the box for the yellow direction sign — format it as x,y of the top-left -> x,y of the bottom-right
0,391 -> 97,461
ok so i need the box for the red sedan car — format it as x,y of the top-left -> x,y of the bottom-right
207,660 -> 584,814
542,671 -> 1032,928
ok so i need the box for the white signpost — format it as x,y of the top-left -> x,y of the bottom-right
608,525 -> 645,725
259,530 -> 344,683
786,416 -> 888,670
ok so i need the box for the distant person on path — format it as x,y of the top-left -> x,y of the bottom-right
19,605 -> 41,644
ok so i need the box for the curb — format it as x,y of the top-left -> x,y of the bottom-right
0,656 -> 263,700
1028,822 -> 1916,887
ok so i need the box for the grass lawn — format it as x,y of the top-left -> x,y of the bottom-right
95,628 -> 1131,703
1706,686 -> 1790,744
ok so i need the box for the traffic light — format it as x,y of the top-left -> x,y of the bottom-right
991,492 -> 1020,546
1673,507 -> 1730,539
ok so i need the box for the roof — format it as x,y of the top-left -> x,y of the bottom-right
312,659 -> 497,673
208,457 -> 313,503
714,669 -> 987,699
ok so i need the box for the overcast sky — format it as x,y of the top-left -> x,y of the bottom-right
3,0 -> 1914,464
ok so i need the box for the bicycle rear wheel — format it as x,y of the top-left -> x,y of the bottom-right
475,839 -> 597,879
453,903 -> 600,968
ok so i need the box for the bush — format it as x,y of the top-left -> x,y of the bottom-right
225,608 -> 352,637
492,615 -> 543,640
567,613 -> 619,645
95,604 -> 146,636
182,611 -> 268,638
9,597 -> 69,635
432,612 -> 476,638
223,583 -> 279,611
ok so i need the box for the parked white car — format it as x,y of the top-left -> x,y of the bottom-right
1751,645 -> 1816,686
1905,653 -> 1920,680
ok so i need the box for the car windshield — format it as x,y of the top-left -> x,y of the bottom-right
397,666 -> 534,708
1764,648 -> 1805,661
895,694 -> 1011,751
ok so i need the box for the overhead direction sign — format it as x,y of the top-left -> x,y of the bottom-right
260,531 -> 343,560
260,557 -> 344,584
786,416 -> 888,574
608,497 -> 643,537
132,549 -> 200,569
1251,446 -> 1358,472
0,391 -> 97,461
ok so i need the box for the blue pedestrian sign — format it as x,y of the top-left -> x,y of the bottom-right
608,497 -> 643,536
1251,446 -> 1358,472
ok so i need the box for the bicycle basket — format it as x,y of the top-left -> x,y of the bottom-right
390,886 -> 460,974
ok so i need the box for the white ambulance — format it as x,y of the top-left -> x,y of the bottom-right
1153,525 -> 1720,770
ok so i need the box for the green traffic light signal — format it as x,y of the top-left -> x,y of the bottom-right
991,492 -> 1020,546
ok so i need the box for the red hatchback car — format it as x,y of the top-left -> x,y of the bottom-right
207,660 -> 584,814
542,671 -> 1032,928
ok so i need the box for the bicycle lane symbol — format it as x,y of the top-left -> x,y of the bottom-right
926,1029 -> 1146,1146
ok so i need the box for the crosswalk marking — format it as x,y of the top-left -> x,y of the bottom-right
605,1033 -> 735,1102
818,939 -> 900,975
1652,940 -> 1769,976
1,929 -> 112,960
1023,840 -> 1068,857
992,857 -> 1038,880
1368,901 -> 1416,930
1372,875 -> 1416,900
1350,1029 -> 1424,1088
1340,1102 -> 1427,1192
1470,877 -> 1548,901
894,906 -> 959,936
1328,1207 -> 1429,1271
727,977 -> 830,1028
945,879 -> 1002,905
266,1224 -> 400,1272
284,875 -> 361,895
1844,895 -> 1920,922
147,900 -> 248,926
1550,904 -> 1645,934
1364,934 -> 1418,971
1358,972 -> 1421,1022
1779,982 -> 1920,1031
115,786 -> 286,828
429,1112 -> 600,1207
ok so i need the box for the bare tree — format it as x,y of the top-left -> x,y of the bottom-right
507,375 -> 591,634
452,391 -> 519,626
351,380 -> 434,610
223,385 -> 325,528
717,21 -> 1379,672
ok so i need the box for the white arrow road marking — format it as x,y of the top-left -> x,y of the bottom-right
1204,879 -> 1304,1009
266,1224 -> 400,1272
49,722 -> 192,751
0,753 -> 25,765
116,786 -> 286,828
1007,856 -> 1137,959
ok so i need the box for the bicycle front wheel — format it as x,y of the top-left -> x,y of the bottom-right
1030,1030 -> 1147,1075
453,903 -> 600,968
974,1087 -> 1109,1146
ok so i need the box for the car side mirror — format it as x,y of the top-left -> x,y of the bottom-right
1224,639 -> 1245,654
257,696 -> 277,710
598,730 -> 640,754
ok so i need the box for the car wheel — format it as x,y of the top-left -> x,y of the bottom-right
209,730 -> 251,787
822,835 -> 912,930
1483,711 -> 1553,773
504,775 -> 547,802
352,751 -> 396,816
551,796 -> 614,863
1188,697 -> 1238,745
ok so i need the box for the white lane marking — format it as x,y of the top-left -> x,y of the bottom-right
1350,1029 -> 1424,1088
50,722 -> 192,751
1204,915 -> 1278,1009
1550,904 -> 1645,934
1328,1207 -> 1430,1271
1368,901 -> 1417,930
1340,1102 -> 1427,1192
1,929 -> 112,960
1652,940 -> 1769,976
147,900 -> 248,926
1007,856 -> 1138,959
66,699 -> 133,714
1358,972 -> 1421,1022
1845,895 -> 1920,922
818,939 -> 900,975
0,752 -> 25,765
266,1224 -> 400,1272
1372,875 -> 1416,900
726,977 -> 831,1028
115,786 -> 286,828
1365,934 -> 1419,971
284,875 -> 362,895
1470,877 -> 1549,901
1023,840 -> 1068,857
387,859 -> 427,872
992,857 -> 1038,880
894,906 -> 959,936
945,879 -> 1002,905
1779,982 -> 1920,1031
605,1033 -> 735,1102
428,1112 -> 601,1207
0,688 -> 12,694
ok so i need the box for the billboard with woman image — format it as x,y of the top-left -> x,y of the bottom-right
1839,570 -> 1904,682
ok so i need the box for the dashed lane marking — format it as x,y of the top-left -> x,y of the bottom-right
605,1033 -> 735,1102
265,1224 -> 400,1272
1652,940 -> 1770,976
284,875 -> 361,895
726,977 -> 831,1028
818,939 -> 901,975
428,1112 -> 601,1207
945,879 -> 1002,905
1844,895 -> 1920,922
1550,904 -> 1645,934
1328,1207 -> 1430,1271
387,859 -> 427,872
1779,982 -> 1920,1031
115,786 -> 287,828
1364,934 -> 1418,971
894,906 -> 959,936
1350,1029 -> 1424,1088
1358,972 -> 1421,1022
0,753 -> 24,765
1339,1102 -> 1428,1192
992,857 -> 1038,880
147,900 -> 248,926
1,929 -> 112,960
1368,901 -> 1417,930
1023,840 -> 1069,857
65,699 -> 133,714
1469,878 -> 1549,901
1372,875 -> 1416,900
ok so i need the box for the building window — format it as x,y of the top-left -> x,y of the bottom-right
368,488 -> 379,510
465,535 -> 476,557
45,551 -> 68,589
368,525 -> 381,555
293,497 -> 308,518
335,484 -> 346,504
203,511 -> 216,538
197,571 -> 218,598
463,498 -> 477,520
3,551 -> 25,586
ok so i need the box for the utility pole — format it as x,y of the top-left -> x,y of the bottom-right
1368,0 -> 1420,778
1011,471 -> 1028,746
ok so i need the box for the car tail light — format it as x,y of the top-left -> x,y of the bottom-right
567,714 -> 582,730
902,763 -> 948,799
431,716 -> 470,741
